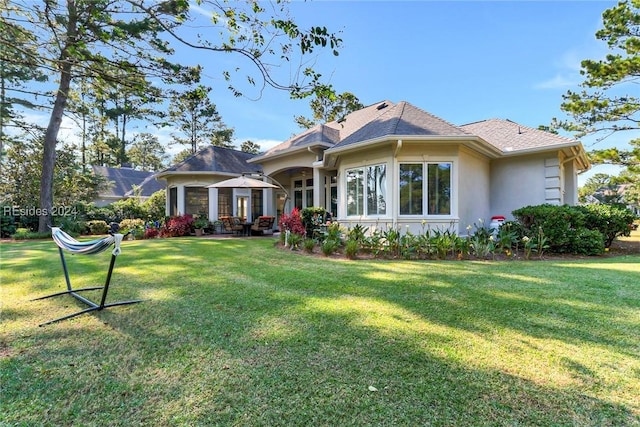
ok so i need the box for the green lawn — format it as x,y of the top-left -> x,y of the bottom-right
1,236 -> 639,426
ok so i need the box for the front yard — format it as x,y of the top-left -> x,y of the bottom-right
1,235 -> 639,426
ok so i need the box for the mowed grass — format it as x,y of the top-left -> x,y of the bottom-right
1,235 -> 639,426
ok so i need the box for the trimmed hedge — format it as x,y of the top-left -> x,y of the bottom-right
575,204 -> 635,248
512,204 -> 635,255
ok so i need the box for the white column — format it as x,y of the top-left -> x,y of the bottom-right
177,185 -> 185,215
263,188 -> 273,216
208,187 -> 218,220
313,168 -> 324,207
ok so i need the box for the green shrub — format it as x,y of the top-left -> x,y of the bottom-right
83,203 -> 119,223
303,238 -> 316,253
300,207 -> 327,238
571,228 -> 605,255
11,228 -> 30,240
86,220 -> 109,235
112,198 -> 147,221
321,238 -> 340,256
348,224 -> 368,242
576,204 -> 635,248
1,210 -> 16,238
512,203 -> 635,254
11,228 -> 52,240
344,238 -> 359,259
287,231 -> 303,250
119,218 -> 145,238
54,216 -> 86,235
143,190 -> 166,222
513,204 -> 587,253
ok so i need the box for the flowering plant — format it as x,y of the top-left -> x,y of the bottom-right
160,214 -> 194,237
278,207 -> 305,236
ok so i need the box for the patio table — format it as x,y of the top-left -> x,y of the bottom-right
241,222 -> 253,236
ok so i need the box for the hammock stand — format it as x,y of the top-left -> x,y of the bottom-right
32,226 -> 142,326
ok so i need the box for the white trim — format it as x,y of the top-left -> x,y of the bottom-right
396,159 -> 457,219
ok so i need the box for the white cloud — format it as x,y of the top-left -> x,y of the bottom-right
534,73 -> 582,90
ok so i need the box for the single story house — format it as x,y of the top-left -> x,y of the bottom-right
157,100 -> 590,235
92,165 -> 166,207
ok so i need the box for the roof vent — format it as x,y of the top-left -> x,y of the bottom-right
376,102 -> 388,110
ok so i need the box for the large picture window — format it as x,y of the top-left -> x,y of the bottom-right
185,187 -> 209,216
169,187 -> 178,216
399,162 -> 451,216
346,164 -> 386,217
428,163 -> 451,215
217,188 -> 232,218
399,164 -> 423,215
346,169 -> 364,216
367,164 -> 386,215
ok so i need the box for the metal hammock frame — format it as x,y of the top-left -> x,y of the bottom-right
32,227 -> 142,326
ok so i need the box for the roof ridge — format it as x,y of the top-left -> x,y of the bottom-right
406,102 -> 472,134
387,101 -> 405,135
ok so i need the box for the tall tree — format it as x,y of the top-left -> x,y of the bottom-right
168,85 -> 234,153
0,131 -> 103,213
557,0 -> 640,139
127,132 -> 168,171
0,0 -> 46,153
555,0 -> 639,212
295,89 -> 363,129
5,0 -> 341,232
240,139 -> 261,154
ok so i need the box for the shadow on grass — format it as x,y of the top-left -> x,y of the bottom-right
1,238 -> 639,425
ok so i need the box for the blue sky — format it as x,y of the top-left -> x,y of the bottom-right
26,1 -> 624,182
181,0 -> 627,183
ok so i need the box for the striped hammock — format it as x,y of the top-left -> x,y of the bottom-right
51,227 -> 124,256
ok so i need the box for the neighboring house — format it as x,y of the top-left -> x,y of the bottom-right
590,183 -> 640,216
92,165 -> 166,207
157,101 -> 590,235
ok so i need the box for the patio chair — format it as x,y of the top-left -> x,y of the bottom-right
31,224 -> 142,326
251,216 -> 275,235
220,216 -> 243,235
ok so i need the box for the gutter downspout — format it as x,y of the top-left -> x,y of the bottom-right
394,139 -> 403,157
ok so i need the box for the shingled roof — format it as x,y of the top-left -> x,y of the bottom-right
335,101 -> 469,149
92,165 -> 164,199
253,101 -> 404,160
460,119 -> 578,153
252,101 -> 587,164
158,145 -> 258,176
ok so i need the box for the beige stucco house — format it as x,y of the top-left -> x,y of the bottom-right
157,100 -> 590,235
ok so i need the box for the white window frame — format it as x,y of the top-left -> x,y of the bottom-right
345,163 -> 387,218
398,161 -> 454,218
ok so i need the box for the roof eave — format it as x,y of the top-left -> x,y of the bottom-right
499,141 -> 591,171
154,170 -> 241,180
248,142 -> 333,163
325,135 -> 499,156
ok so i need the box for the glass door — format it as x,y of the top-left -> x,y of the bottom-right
236,196 -> 248,221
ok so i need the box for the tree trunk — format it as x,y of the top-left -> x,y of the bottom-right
38,0 -> 77,233
38,65 -> 73,232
